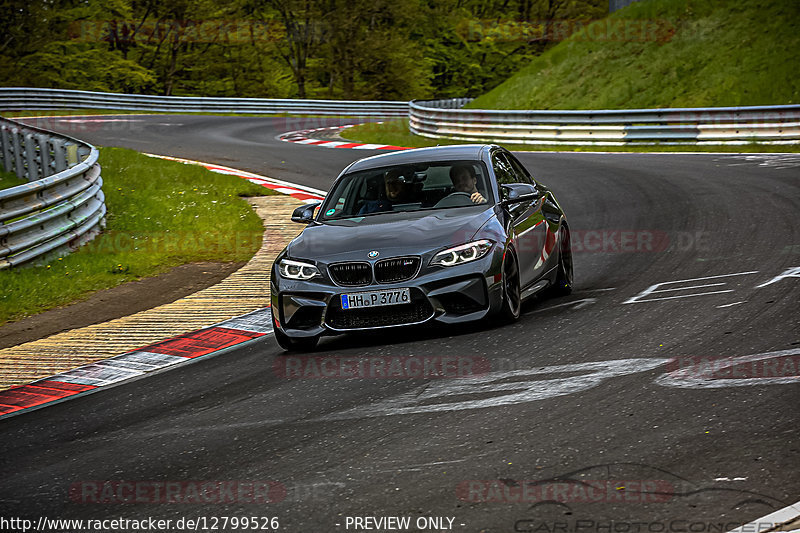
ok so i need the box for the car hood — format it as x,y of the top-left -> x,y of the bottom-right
288,207 -> 497,262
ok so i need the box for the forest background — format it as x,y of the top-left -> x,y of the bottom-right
0,0 -> 607,101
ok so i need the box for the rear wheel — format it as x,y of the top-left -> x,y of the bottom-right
500,248 -> 521,322
550,225 -> 573,296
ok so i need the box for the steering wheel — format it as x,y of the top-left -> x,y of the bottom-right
434,191 -> 474,208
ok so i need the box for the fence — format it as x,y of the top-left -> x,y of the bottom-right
3,88 -> 797,145
409,99 -> 800,145
0,117 -> 105,269
0,87 -> 409,116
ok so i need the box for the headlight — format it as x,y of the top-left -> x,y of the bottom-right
279,259 -> 320,280
431,240 -> 493,267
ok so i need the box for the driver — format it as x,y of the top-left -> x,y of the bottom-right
358,168 -> 416,214
449,164 -> 486,203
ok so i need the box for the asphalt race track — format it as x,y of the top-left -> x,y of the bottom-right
1,115 -> 798,532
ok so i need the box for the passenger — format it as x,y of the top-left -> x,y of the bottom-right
358,168 -> 416,214
449,164 -> 486,204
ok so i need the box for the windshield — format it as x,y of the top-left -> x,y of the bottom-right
319,160 -> 493,221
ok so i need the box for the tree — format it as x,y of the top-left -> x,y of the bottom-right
0,0 -> 608,100
246,0 -> 322,98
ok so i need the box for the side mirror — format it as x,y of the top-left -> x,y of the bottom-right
291,202 -> 321,224
500,183 -> 539,206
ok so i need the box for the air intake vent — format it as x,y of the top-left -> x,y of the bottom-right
374,257 -> 420,283
329,262 -> 372,286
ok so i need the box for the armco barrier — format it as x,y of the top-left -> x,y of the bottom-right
409,99 -> 800,145
0,117 -> 105,269
3,88 -> 797,144
0,87 -> 409,116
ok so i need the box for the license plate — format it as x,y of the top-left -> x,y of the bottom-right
340,288 -> 411,310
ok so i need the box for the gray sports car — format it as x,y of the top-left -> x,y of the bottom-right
270,144 -> 572,351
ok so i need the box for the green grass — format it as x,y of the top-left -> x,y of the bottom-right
0,170 -> 27,190
343,119 -> 800,152
471,0 -> 800,110
0,147 -> 276,325
344,0 -> 800,152
344,120 -> 451,148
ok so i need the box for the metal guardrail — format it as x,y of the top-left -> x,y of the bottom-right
0,87 -> 409,116
0,117 -> 105,269
5,88 -> 797,144
409,99 -> 800,145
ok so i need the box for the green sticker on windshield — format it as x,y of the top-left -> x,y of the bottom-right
326,209 -> 336,216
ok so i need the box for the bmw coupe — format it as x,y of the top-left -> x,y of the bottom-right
270,144 -> 572,351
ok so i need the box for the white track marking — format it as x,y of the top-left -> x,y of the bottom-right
316,358 -> 670,420
756,266 -> 800,288
532,298 -> 598,313
723,154 -> 800,170
656,348 -> 800,389
726,499 -> 800,533
624,271 -> 759,304
717,301 -> 747,308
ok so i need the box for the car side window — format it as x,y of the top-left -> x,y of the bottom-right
506,153 -> 535,185
491,152 -> 517,185
334,179 -> 357,215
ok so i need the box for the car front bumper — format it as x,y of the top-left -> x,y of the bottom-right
270,251 -> 504,338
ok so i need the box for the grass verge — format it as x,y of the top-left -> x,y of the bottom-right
343,120 -> 800,153
471,0 -> 800,110
0,170 -> 27,190
345,0 -> 799,152
0,147 -> 276,325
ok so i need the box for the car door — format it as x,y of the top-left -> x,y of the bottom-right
491,150 -> 547,287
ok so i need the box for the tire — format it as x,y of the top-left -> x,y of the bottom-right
550,225 -> 573,296
500,248 -> 521,322
274,325 -> 319,352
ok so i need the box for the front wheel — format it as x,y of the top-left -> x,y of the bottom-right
499,248 -> 521,322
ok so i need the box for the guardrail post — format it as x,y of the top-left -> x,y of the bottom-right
38,133 -> 52,178
24,133 -> 41,182
12,127 -> 25,178
0,126 -> 12,173
52,138 -> 67,172
77,145 -> 90,162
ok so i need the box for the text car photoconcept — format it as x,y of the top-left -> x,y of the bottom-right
270,144 -> 573,351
